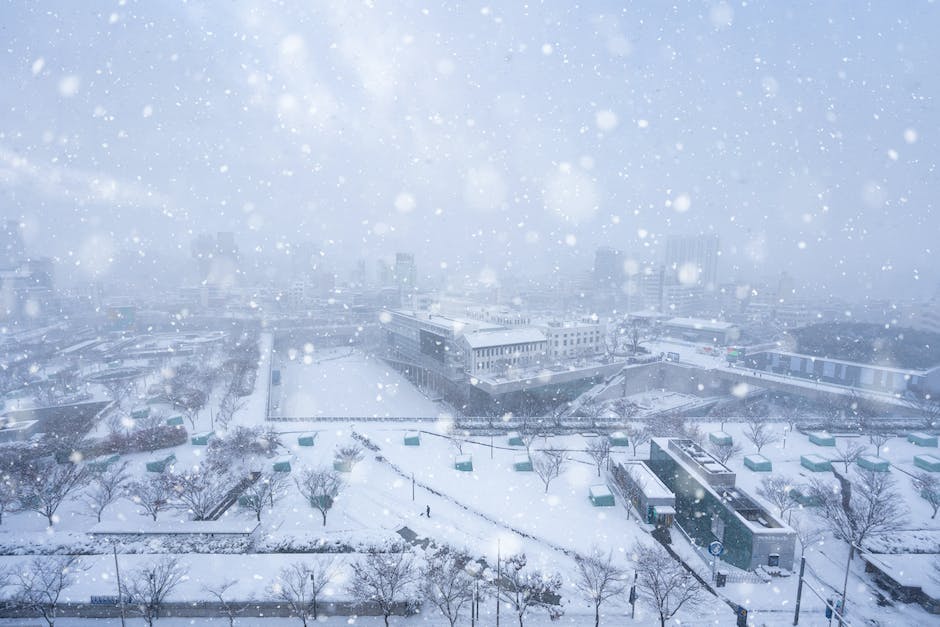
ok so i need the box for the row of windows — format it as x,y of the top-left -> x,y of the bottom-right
476,343 -> 543,357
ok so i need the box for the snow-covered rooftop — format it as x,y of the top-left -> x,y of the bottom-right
665,317 -> 737,331
464,328 -> 547,348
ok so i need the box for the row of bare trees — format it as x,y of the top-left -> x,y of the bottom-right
272,540 -> 701,627
0,539 -> 709,627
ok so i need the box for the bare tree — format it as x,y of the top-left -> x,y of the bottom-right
102,377 -> 135,408
531,450 -> 567,493
912,472 -> 940,519
216,391 -> 248,429
906,394 -> 940,430
581,399 -> 605,429
868,432 -> 891,458
790,516 -> 825,556
123,557 -> 188,627
633,542 -> 705,627
708,440 -> 742,465
420,545 -> 475,627
135,410 -> 169,433
270,560 -> 337,626
548,403 -> 568,429
0,472 -> 18,525
83,461 -> 130,523
128,474 -> 173,521
611,398 -> 638,423
493,553 -> 563,626
513,412 -> 541,455
168,469 -> 229,521
16,460 -> 88,527
586,438 -> 612,476
809,468 -> 907,558
334,444 -> 364,467
11,555 -> 85,627
756,475 -> 797,519
831,442 -> 868,473
449,436 -> 465,455
349,545 -> 418,627
625,423 -> 651,458
294,467 -> 343,526
240,472 -> 287,522
611,464 -> 645,516
574,549 -> 626,627
203,579 -> 243,627
743,417 -> 779,453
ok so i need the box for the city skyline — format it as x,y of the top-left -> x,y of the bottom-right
1,2 -> 938,299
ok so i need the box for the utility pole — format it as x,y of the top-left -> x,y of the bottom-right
629,570 -> 637,619
411,472 -> 415,501
496,539 -> 501,627
837,545 -> 854,627
793,555 -> 805,625
113,545 -> 126,627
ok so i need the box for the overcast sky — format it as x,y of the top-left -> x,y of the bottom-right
1,1 -> 938,298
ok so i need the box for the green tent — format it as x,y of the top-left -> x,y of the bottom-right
609,431 -> 629,447
404,432 -> 421,446
800,454 -> 831,472
589,485 -> 615,507
908,432 -> 938,447
808,431 -> 836,447
709,431 -> 732,446
146,454 -> 176,473
166,415 -> 185,427
914,454 -> 940,472
512,454 -> 532,472
857,455 -> 890,472
455,455 -> 473,472
297,433 -> 317,447
88,454 -> 120,472
743,454 -> 772,472
191,431 -> 215,446
507,431 -> 523,446
273,456 -> 292,472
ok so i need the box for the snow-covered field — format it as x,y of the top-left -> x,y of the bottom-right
271,347 -> 443,418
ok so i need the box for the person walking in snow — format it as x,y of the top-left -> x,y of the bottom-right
426,505 -> 430,518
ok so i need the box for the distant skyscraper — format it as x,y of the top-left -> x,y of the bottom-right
593,247 -> 623,290
664,234 -> 719,289
190,232 -> 240,288
0,220 -> 26,271
394,253 -> 417,291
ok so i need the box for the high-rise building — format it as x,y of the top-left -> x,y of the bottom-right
663,234 -> 719,290
593,246 -> 623,290
394,253 -> 417,291
191,232 -> 240,288
0,220 -> 26,270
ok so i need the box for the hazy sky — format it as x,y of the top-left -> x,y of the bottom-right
1,1 -> 938,297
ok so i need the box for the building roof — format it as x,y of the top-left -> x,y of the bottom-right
754,349 -> 937,376
664,317 -> 737,332
464,328 -> 547,349
618,461 -> 674,500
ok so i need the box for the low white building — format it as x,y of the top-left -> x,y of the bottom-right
540,320 -> 606,360
462,328 -> 548,377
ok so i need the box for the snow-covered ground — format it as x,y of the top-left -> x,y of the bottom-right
271,347 -> 443,418
3,335 -> 938,625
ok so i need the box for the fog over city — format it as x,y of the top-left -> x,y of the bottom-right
2,1 -> 938,297
2,3 -> 940,627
